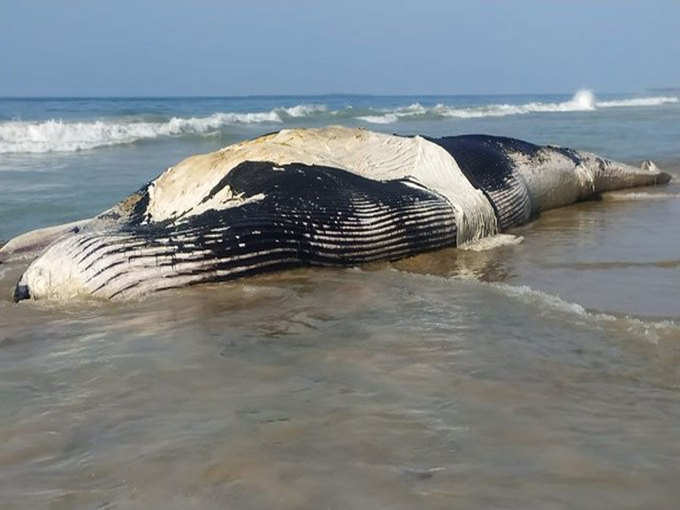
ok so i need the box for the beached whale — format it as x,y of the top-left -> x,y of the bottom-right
3,127 -> 670,302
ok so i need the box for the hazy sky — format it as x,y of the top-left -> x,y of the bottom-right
2,0 -> 679,96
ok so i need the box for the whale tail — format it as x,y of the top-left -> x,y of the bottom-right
641,160 -> 658,172
640,160 -> 672,184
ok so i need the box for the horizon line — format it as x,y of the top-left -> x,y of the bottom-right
0,89 -> 663,100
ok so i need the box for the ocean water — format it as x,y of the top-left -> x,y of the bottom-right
1,91 -> 679,509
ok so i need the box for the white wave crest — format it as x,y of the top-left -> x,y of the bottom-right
357,91 -> 596,124
358,89 -> 679,124
489,282 -> 591,316
597,96 -> 679,107
278,104 -> 327,117
357,114 -> 399,124
391,268 -> 679,342
486,282 -> 679,343
0,104 -> 327,154
357,103 -> 426,124
4,91 -> 678,152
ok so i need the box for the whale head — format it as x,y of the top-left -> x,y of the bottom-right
12,234 -> 89,302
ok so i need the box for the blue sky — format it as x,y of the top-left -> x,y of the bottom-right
2,0 -> 679,96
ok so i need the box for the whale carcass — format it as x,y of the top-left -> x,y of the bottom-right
3,127 -> 670,301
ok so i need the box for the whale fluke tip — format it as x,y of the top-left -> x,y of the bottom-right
13,284 -> 30,303
641,160 -> 658,172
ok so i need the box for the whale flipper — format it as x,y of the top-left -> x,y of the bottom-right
0,218 -> 93,263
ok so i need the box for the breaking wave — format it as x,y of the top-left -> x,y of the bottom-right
597,96 -> 679,107
390,267 -> 680,343
0,104 -> 326,154
358,90 -> 679,124
485,282 -> 680,343
1,90 -> 677,153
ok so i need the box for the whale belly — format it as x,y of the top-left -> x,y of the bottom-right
19,161 -> 458,300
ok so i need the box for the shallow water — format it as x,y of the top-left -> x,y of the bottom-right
1,93 -> 679,508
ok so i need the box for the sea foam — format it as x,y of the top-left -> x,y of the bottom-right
390,267 -> 680,343
358,90 -> 678,124
0,105 -> 324,153
484,281 -> 680,344
597,96 -> 679,107
1,91 -> 677,153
